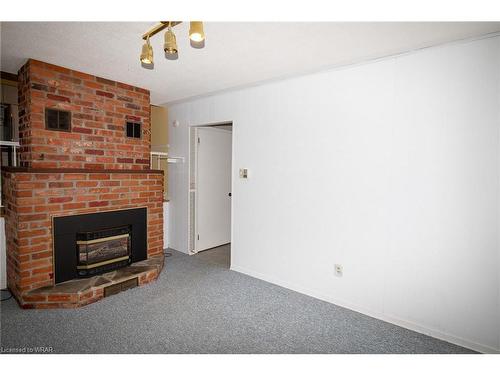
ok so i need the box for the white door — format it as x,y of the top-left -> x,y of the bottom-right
195,127 -> 232,252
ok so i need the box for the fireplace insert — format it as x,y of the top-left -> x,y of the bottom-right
76,225 -> 132,277
53,208 -> 147,283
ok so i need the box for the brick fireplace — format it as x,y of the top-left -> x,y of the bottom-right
1,59 -> 164,308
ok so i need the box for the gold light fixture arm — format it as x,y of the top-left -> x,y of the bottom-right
142,21 -> 182,40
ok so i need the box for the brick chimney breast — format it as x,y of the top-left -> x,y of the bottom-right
18,59 -> 151,170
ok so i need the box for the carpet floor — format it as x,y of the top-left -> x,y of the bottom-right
0,248 -> 474,354
194,243 -> 231,268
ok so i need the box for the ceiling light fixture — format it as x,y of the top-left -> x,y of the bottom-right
189,21 -> 205,42
140,35 -> 154,66
140,21 -> 205,69
164,23 -> 178,55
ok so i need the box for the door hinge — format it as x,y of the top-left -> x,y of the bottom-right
197,234 -> 200,240
197,137 -> 200,144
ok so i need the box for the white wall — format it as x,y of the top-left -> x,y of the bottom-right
167,36 -> 500,353
163,201 -> 169,249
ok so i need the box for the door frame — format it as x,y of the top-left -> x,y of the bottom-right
194,126 -> 232,253
188,122 -> 234,263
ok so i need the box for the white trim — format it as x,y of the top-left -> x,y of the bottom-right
0,140 -> 20,147
191,124 -> 233,254
230,263 -> 500,354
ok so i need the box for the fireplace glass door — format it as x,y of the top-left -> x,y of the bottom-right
76,225 -> 131,277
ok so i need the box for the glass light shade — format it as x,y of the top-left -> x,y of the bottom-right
164,28 -> 178,55
140,41 -> 154,65
189,21 -> 205,42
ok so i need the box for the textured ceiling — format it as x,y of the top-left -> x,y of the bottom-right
1,22 -> 499,104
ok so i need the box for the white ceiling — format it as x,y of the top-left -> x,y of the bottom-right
1,22 -> 500,104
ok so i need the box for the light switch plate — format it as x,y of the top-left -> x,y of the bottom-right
334,264 -> 343,277
239,168 -> 249,179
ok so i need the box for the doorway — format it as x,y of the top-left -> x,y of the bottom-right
189,123 -> 232,268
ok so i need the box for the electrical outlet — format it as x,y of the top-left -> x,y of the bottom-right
334,264 -> 343,277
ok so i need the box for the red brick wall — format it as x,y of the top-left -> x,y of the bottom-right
4,59 -> 163,309
1,170 -> 164,301
18,59 -> 151,170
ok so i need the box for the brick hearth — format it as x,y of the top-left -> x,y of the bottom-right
1,59 -> 164,308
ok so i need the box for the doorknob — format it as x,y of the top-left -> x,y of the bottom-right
228,193 -> 232,197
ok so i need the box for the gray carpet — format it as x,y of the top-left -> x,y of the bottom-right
195,243 -> 231,268
0,249 -> 474,354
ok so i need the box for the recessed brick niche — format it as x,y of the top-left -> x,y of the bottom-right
1,59 -> 164,308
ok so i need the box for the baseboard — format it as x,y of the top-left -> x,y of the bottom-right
230,263 -> 500,354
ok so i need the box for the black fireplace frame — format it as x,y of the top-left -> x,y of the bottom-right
53,207 -> 147,284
